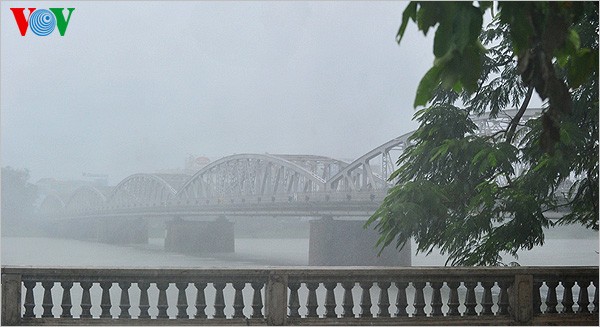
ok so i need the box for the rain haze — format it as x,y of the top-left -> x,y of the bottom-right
2,1 -> 428,184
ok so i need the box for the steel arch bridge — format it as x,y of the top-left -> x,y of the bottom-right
40,109 -> 550,220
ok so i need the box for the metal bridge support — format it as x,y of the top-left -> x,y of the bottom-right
164,216 -> 235,253
308,216 -> 411,266
97,217 -> 149,244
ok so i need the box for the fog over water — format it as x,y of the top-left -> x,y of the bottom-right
2,224 -> 597,268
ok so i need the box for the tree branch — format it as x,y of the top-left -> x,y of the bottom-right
505,86 -> 534,143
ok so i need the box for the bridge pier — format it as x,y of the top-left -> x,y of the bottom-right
164,216 -> 235,253
309,216 -> 411,266
97,217 -> 149,244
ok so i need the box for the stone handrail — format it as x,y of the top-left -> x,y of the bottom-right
1,266 -> 598,325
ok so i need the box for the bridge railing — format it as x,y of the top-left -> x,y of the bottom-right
2,266 -> 598,325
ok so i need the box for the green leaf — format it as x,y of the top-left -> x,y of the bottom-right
397,2 -> 418,43
451,81 -> 463,94
566,28 -> 581,51
566,48 -> 598,88
472,148 -> 489,165
416,2 -> 443,36
414,65 -> 442,107
430,143 -> 450,161
487,152 -> 497,167
467,5 -> 485,44
438,57 -> 462,90
497,2 -> 534,54
460,43 -> 485,92
560,127 -> 572,145
556,28 -> 582,68
433,20 -> 453,57
452,5 -> 480,52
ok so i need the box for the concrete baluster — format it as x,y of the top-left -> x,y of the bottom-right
176,282 -> 189,319
395,281 -> 409,317
341,282 -> 355,318
562,281 -> 575,313
60,281 -> 73,318
576,280 -> 590,313
232,282 -> 245,318
378,281 -> 391,317
138,282 -> 150,318
287,282 -> 300,318
324,282 -> 337,318
156,282 -> 169,318
23,280 -> 36,318
481,281 -> 494,315
213,282 -> 227,318
359,281 -> 373,318
79,282 -> 93,318
497,281 -> 510,315
306,282 -> 319,318
447,281 -> 460,316
99,282 -> 112,318
412,282 -> 426,317
251,282 -> 264,318
545,281 -> 559,313
532,281 -> 543,314
41,281 -> 54,318
194,282 -> 207,318
430,282 -> 443,316
593,280 -> 598,313
464,281 -> 477,316
118,282 -> 131,319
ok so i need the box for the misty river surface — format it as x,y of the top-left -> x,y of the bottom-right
1,226 -> 598,267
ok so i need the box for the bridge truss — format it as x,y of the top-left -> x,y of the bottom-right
41,108 -> 557,218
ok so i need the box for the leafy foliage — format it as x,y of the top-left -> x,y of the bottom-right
399,2 -> 490,106
367,4 -> 598,266
398,1 -> 598,152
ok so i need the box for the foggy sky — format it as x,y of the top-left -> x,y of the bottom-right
1,1 -> 434,184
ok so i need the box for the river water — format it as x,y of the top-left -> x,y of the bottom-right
1,224 -> 598,267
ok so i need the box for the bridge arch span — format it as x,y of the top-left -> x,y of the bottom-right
326,132 -> 414,192
177,153 -> 326,200
108,173 -> 183,208
65,186 -> 108,212
270,154 -> 348,180
326,108 -> 543,192
39,194 -> 65,216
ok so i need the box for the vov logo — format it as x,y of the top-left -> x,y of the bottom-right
10,8 -> 75,36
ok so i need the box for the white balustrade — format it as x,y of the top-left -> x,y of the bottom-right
2,266 -> 598,325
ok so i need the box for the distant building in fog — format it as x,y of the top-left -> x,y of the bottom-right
156,155 -> 211,175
